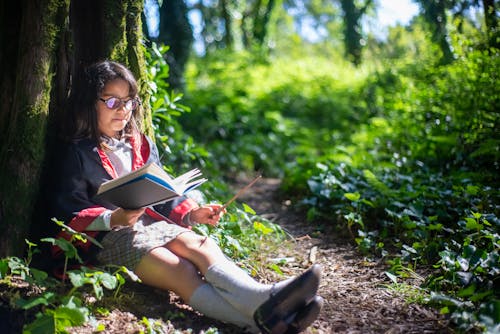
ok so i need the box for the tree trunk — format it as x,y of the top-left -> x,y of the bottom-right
0,0 -> 70,257
220,0 -> 233,49
252,0 -> 276,47
157,0 -> 194,90
0,0 -> 150,258
417,0 -> 453,64
340,0 -> 372,66
482,0 -> 499,48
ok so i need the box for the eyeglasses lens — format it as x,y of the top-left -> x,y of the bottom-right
125,99 -> 137,110
105,98 -> 120,109
104,97 -> 137,111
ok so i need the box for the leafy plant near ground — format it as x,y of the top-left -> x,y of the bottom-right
0,221 -> 138,334
195,203 -> 286,261
300,161 -> 499,331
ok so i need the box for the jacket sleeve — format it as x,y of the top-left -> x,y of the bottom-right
48,142 -> 108,257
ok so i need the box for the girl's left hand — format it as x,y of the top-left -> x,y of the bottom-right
189,204 -> 225,226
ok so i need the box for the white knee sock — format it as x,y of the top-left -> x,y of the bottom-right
188,282 -> 259,333
204,260 -> 292,318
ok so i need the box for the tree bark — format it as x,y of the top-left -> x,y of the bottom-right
253,0 -> 276,46
0,0 -> 70,257
0,0 -> 150,257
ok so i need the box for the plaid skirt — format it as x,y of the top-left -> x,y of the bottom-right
96,217 -> 190,271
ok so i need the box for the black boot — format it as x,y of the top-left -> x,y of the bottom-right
253,264 -> 322,334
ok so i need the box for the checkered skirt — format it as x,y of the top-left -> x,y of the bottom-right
96,217 -> 190,270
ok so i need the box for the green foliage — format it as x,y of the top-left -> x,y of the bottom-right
194,203 -> 286,261
278,49 -> 499,331
1,221 -> 140,333
183,50 -> 364,176
0,239 -> 52,285
145,43 -> 202,172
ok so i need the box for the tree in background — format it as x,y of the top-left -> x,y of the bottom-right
241,0 -> 278,48
187,0 -> 279,52
480,0 -> 499,48
0,0 -> 149,257
339,0 -> 373,65
413,0 -> 499,63
414,0 -> 454,64
153,0 -> 193,90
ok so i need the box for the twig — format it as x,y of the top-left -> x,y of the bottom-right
215,174 -> 262,214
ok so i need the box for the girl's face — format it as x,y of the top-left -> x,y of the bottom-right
96,79 -> 134,138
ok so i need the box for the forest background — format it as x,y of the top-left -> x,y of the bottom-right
0,0 -> 498,333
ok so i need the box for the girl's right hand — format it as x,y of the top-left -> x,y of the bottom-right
110,207 -> 146,228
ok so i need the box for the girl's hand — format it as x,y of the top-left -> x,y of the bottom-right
110,207 -> 146,228
189,204 -> 225,226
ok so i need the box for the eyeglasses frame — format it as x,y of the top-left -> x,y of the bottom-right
99,96 -> 141,111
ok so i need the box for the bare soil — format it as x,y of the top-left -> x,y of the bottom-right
0,178 -> 453,333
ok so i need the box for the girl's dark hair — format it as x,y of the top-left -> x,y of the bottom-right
68,60 -> 143,146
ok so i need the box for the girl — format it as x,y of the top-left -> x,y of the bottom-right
47,60 -> 323,333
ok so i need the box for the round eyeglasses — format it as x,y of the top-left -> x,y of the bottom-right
99,97 -> 140,111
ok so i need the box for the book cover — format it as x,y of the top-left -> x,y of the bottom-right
94,162 -> 207,209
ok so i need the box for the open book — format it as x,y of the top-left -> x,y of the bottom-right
94,162 -> 207,209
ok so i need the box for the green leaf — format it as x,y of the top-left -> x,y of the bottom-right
466,186 -> 480,196
344,192 -> 360,202
457,284 -> 476,297
469,290 -> 493,302
385,271 -> 398,284
16,292 -> 56,310
465,218 -> 483,231
93,284 -> 104,300
361,198 -> 375,207
54,306 -> 87,329
25,239 -> 38,248
30,268 -> 48,282
99,273 -> 118,290
0,258 -> 9,278
430,292 -> 465,307
253,221 -> 273,235
41,237 -> 81,262
471,212 -> 482,219
427,223 -> 443,231
363,169 -> 391,195
95,323 -> 106,332
23,312 -> 56,334
268,263 -> 284,275
119,266 -> 140,282
242,203 -> 256,214
68,271 -> 87,288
